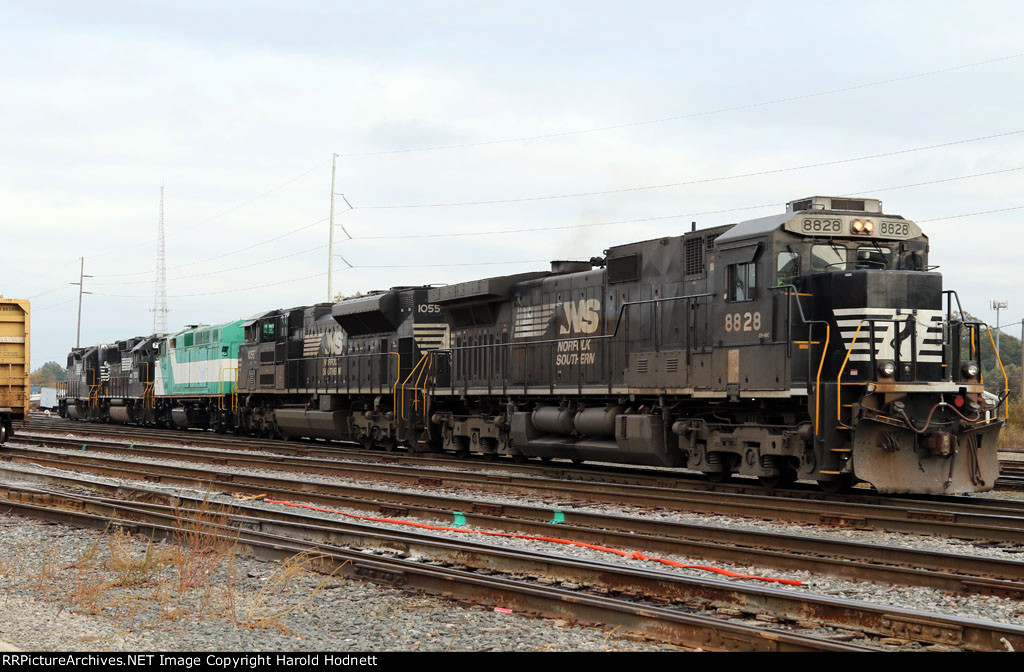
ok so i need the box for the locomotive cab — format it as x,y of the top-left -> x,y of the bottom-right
717,195 -> 1003,493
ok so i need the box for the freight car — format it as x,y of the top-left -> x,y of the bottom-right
0,296 -> 30,444
59,196 -> 1006,494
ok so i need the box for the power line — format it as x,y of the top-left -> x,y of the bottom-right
90,244 -> 328,286
31,297 -> 78,313
335,52 -> 1024,157
342,165 -> 1024,241
89,260 -> 549,299
92,217 -> 329,279
27,283 -> 77,300
83,158 -> 332,264
919,205 -> 1024,222
352,129 -> 1024,209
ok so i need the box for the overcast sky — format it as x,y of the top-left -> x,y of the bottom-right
3,0 -> 1024,369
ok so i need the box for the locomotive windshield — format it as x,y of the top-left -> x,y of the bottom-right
856,244 -> 891,269
809,242 -> 896,272
811,243 -> 846,272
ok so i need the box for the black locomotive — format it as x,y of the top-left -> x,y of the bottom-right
60,196 -> 1005,494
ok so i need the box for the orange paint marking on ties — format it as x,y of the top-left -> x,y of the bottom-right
264,498 -> 802,586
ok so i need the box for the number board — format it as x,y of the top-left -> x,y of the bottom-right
783,216 -> 920,240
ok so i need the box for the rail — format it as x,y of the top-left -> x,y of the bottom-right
771,285 -> 832,437
399,352 -> 431,420
984,325 -> 1010,411
438,292 -> 714,396
836,321 -> 867,428
280,350 -> 401,398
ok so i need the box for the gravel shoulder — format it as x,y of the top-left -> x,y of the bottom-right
0,513 -> 677,652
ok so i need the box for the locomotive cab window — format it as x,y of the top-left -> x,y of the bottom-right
727,262 -> 757,302
776,251 -> 800,285
811,244 -> 847,272
261,321 -> 276,342
856,245 -> 891,269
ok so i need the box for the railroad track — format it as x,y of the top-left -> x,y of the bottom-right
5,480 -> 1023,651
6,438 -> 1024,599
8,433 -> 1024,545
20,416 -> 1024,500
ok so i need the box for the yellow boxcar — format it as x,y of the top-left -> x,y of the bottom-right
0,295 -> 30,443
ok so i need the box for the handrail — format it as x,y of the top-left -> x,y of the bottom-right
399,353 -> 430,420
815,325 -> 830,436
440,292 -> 714,356
772,284 -> 833,437
389,351 -> 400,418
984,325 -> 1010,412
412,351 -> 432,412
836,320 -> 867,426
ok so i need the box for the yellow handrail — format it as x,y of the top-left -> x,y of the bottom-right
389,352 -> 400,418
814,324 -> 830,437
412,351 -> 432,412
399,353 -> 430,420
836,320 -> 867,426
985,325 -> 1009,400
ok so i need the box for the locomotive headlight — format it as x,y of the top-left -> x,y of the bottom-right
878,360 -> 896,378
863,220 -> 875,232
852,220 -> 865,232
963,361 -> 980,379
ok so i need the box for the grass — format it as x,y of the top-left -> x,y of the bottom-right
170,495 -> 240,594
236,551 -> 341,635
3,491 -> 333,639
104,529 -> 172,588
1000,398 -> 1024,450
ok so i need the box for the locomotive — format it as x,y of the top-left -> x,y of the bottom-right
59,196 -> 1006,494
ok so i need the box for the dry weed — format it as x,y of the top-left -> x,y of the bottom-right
32,547 -> 61,596
170,495 -> 240,593
104,529 -> 172,587
66,562 -> 109,615
237,552 -> 340,635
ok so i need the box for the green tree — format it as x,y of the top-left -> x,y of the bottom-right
959,312 -> 1023,396
30,361 -> 67,387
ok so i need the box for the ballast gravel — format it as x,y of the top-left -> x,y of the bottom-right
4,442 -> 1024,643
0,513 -> 677,652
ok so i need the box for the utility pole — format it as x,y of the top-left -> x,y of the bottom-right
70,257 -> 93,348
327,152 -> 338,302
992,300 -> 1008,358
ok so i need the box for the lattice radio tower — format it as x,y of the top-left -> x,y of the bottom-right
151,185 -> 169,333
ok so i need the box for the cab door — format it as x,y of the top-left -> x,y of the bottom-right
712,240 -> 773,393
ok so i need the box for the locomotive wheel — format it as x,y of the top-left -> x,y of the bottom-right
703,471 -> 732,483
817,475 -> 852,494
360,436 -> 374,450
758,469 -> 797,489
452,436 -> 469,458
379,437 -> 397,452
512,453 -> 529,464
571,458 -> 585,465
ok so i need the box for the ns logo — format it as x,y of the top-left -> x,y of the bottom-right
560,298 -> 601,335
323,331 -> 345,355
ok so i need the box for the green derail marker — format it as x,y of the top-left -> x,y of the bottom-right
549,510 -> 565,524
80,444 -> 87,451
128,443 -> 134,450
452,512 -> 466,526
